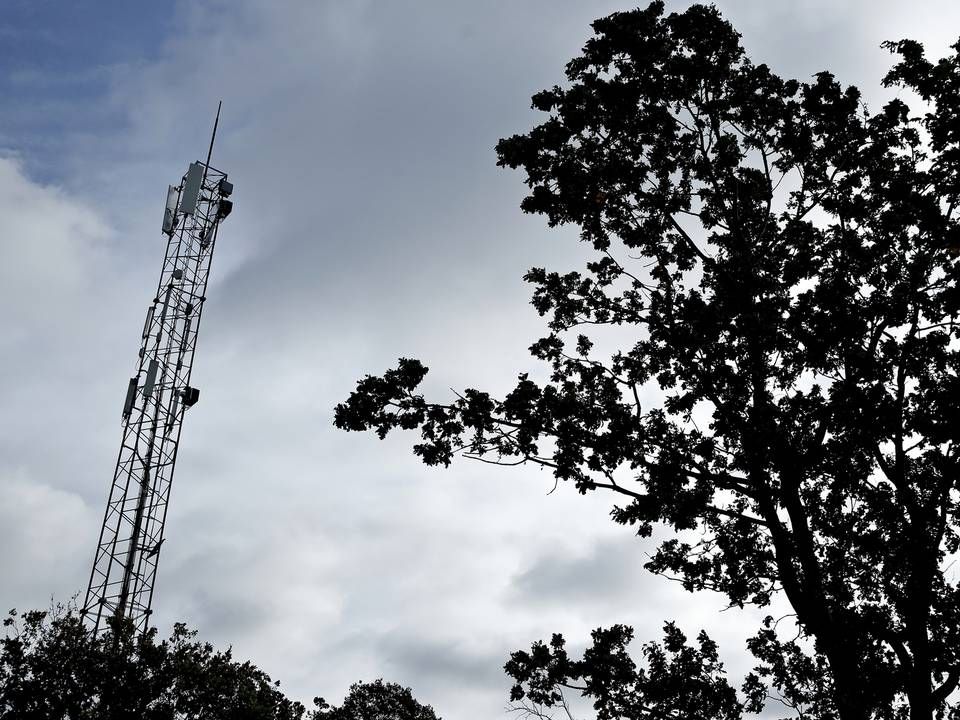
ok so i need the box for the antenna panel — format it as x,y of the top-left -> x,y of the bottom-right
179,163 -> 204,216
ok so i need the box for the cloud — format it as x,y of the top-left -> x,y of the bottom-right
0,468 -> 93,610
510,537 -> 651,611
0,156 -> 131,486
376,631 -> 506,697
0,157 -> 111,339
0,157 -> 130,613
4,2 -> 960,719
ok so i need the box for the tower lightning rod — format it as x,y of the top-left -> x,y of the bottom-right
206,101 -> 222,170
83,104 -> 235,635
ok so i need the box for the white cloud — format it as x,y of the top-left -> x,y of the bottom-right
0,158 -> 112,345
0,467 -> 94,610
0,157 -> 128,613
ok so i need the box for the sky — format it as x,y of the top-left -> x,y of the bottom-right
3,1 -> 960,718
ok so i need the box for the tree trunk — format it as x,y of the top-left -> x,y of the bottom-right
905,600 -> 934,720
823,640 -> 872,720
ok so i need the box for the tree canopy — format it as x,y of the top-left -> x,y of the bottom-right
336,3 -> 960,719
314,679 -> 439,720
0,607 -> 437,720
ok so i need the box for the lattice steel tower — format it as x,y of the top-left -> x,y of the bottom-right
83,108 -> 234,634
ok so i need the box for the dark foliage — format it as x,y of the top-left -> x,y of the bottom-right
0,607 -> 303,720
506,623 -> 739,720
0,608 -> 437,720
336,3 -> 960,719
314,679 -> 439,720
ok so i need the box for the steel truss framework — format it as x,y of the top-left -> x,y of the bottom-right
82,160 -> 232,635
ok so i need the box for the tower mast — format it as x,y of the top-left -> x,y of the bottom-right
83,107 -> 234,634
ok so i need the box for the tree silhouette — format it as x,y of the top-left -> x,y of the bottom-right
0,607 -> 437,720
0,607 -> 304,719
314,679 -> 439,720
336,3 -> 960,718
505,623 -> 740,720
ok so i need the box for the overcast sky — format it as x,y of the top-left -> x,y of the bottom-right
3,2 -> 960,718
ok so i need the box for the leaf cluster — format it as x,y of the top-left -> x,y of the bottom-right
0,607 -> 437,720
505,623 -> 739,720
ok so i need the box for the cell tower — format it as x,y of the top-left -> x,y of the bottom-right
82,106 -> 234,634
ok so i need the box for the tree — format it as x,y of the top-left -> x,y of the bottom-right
335,3 -> 960,719
505,623 -> 740,720
314,679 -> 439,720
0,607 -> 305,719
0,607 -> 437,720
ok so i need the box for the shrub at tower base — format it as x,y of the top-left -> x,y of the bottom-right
336,3 -> 960,719
0,608 -> 438,720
